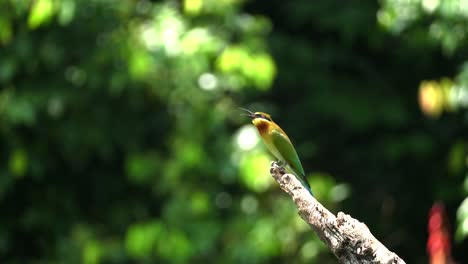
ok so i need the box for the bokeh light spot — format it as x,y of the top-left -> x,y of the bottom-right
419,80 -> 444,117
141,24 -> 158,50
301,240 -> 319,260
330,183 -> 350,202
198,73 -> 217,90
65,66 -> 87,86
236,125 -> 259,151
215,192 -> 232,208
184,0 -> 203,15
47,96 -> 64,118
241,195 -> 258,214
422,0 -> 439,13
456,197 -> 468,241
28,0 -> 54,29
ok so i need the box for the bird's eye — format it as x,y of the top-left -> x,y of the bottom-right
254,113 -> 271,121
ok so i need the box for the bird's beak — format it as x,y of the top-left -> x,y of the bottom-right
239,107 -> 255,119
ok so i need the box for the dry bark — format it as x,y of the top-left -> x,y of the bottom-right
270,162 -> 406,264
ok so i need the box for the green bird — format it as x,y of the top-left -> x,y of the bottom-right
242,108 -> 313,195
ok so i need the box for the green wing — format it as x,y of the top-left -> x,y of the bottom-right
271,129 -> 311,191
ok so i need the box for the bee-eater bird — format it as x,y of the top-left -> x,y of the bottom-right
241,108 -> 313,195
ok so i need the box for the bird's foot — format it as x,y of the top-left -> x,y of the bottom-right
271,161 -> 286,175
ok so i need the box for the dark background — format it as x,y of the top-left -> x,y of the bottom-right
0,0 -> 467,263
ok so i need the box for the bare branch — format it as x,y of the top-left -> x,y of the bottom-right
270,162 -> 406,264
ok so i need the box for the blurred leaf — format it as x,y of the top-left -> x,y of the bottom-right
58,0 -> 75,25
83,240 -> 101,264
190,191 -> 210,215
456,197 -> 468,241
249,218 -> 280,255
248,53 -> 276,90
217,46 -> 276,90
2,0 -> 467,263
0,58 -> 17,82
239,152 -> 272,192
448,141 -> 465,175
125,221 -> 162,259
308,172 -> 336,202
8,149 -> 28,178
158,229 -> 193,263
28,0 -> 55,29
125,152 -> 160,184
0,16 -> 12,44
184,0 -> 203,16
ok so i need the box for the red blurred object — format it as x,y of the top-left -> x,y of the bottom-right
427,202 -> 455,264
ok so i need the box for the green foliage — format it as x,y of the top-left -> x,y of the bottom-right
0,0 -> 467,263
380,0 -> 468,249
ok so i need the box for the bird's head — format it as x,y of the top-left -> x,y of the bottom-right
240,108 -> 273,132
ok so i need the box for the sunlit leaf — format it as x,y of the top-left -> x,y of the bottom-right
28,0 -> 55,29
184,0 -> 203,16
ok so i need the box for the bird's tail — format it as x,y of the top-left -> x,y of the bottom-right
286,164 -> 314,196
297,173 -> 313,196
303,180 -> 314,196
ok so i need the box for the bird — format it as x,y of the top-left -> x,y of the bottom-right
241,108 -> 313,195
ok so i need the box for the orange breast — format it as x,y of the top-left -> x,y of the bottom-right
256,121 -> 269,135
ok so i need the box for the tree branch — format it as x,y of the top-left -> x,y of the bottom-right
269,162 -> 406,264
